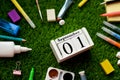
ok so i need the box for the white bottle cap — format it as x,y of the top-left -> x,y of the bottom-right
116,51 -> 120,58
59,19 -> 65,26
117,60 -> 120,66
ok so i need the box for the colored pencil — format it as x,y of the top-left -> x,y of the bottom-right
101,11 -> 120,17
11,0 -> 36,28
102,27 -> 120,40
0,35 -> 26,42
96,32 -> 120,48
29,68 -> 34,80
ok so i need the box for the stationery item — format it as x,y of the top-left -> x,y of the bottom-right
46,9 -> 56,22
78,0 -> 88,7
96,32 -> 120,48
59,19 -> 65,25
45,67 -> 75,80
79,71 -> 87,80
11,0 -> 36,28
36,0 -> 43,21
116,51 -> 120,58
29,68 -> 34,80
100,0 -> 116,5
100,59 -> 115,75
0,41 -> 32,57
13,61 -> 21,76
104,0 -> 120,22
102,27 -> 120,40
8,9 -> 21,23
0,35 -> 26,42
57,0 -> 73,21
50,27 -> 94,63
117,60 -> 120,66
0,18 -> 20,36
101,11 -> 120,17
103,21 -> 120,34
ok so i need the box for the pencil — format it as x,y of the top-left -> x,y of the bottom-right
29,67 -> 34,80
100,11 -> 120,17
102,27 -> 120,40
96,32 -> 120,48
0,35 -> 26,42
78,0 -> 88,8
11,0 -> 36,29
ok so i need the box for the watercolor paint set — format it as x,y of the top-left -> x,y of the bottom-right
45,67 -> 75,80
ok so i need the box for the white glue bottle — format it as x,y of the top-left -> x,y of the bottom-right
0,41 -> 32,57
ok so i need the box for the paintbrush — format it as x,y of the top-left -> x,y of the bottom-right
36,0 -> 43,21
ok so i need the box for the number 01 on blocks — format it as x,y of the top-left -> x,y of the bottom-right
50,27 -> 94,63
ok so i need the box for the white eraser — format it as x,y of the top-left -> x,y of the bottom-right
116,52 -> 120,58
46,9 -> 56,22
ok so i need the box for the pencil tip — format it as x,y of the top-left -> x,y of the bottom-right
22,39 -> 27,42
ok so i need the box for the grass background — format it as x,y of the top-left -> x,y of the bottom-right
0,0 -> 120,80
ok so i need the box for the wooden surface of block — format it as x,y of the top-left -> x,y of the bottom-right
100,59 -> 115,75
105,1 -> 120,22
46,9 -> 56,22
50,27 -> 94,63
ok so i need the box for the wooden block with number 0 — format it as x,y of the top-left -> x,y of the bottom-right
50,27 -> 94,63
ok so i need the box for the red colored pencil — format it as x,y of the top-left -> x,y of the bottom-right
100,11 -> 120,17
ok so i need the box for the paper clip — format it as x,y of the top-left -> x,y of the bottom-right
13,61 -> 21,76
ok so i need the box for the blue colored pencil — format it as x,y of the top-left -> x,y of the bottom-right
0,35 -> 26,42
102,27 -> 120,40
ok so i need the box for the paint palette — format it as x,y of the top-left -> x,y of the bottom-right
45,67 -> 75,80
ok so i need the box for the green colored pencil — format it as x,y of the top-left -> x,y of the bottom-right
0,35 -> 26,42
29,67 -> 34,80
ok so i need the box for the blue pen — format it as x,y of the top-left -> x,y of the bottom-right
102,27 -> 120,40
0,18 -> 20,36
0,35 -> 26,42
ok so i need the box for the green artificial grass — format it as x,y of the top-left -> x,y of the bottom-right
0,0 -> 120,80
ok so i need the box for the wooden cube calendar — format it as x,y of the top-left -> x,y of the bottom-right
50,27 -> 94,63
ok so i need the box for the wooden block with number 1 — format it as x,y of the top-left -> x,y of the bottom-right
50,27 -> 94,63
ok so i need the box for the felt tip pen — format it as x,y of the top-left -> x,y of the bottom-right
100,11 -> 120,17
78,0 -> 88,8
103,21 -> 120,34
29,68 -> 34,80
102,27 -> 120,40
79,71 -> 87,80
57,0 -> 73,21
96,32 -> 120,48
0,35 -> 26,42
11,0 -> 36,29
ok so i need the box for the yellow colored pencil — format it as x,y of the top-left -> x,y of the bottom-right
11,0 -> 36,28
78,0 -> 88,7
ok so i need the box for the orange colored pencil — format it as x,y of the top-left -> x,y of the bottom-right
100,11 -> 120,17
